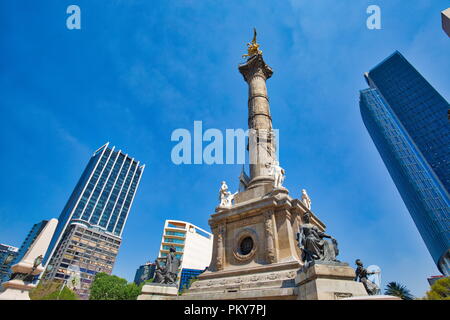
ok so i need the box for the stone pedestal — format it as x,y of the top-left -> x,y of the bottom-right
179,187 -> 325,300
137,284 -> 178,300
0,219 -> 58,300
295,262 -> 368,300
179,262 -> 299,300
0,280 -> 38,300
342,295 -> 402,300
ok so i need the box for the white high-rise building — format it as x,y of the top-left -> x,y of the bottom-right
157,220 -> 213,289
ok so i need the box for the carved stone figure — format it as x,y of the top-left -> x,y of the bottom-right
218,181 -> 236,207
267,161 -> 285,189
219,181 -> 231,207
354,259 -> 380,295
301,189 -> 311,210
296,212 -> 339,265
153,246 -> 180,285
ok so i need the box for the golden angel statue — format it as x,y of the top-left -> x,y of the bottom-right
243,28 -> 263,58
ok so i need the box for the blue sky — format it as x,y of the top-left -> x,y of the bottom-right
0,1 -> 449,297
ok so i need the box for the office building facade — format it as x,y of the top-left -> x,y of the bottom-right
43,142 -> 144,298
44,223 -> 121,298
0,244 -> 18,282
179,267 -> 207,291
158,220 -> 213,289
133,262 -> 156,285
360,51 -> 450,275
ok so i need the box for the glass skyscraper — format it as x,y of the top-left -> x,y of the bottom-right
0,244 -> 18,283
360,51 -> 450,275
133,262 -> 156,285
42,142 -> 144,298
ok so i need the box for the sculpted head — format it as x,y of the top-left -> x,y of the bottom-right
355,259 -> 363,267
303,211 -> 311,223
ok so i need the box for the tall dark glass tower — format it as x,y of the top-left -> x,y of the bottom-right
360,51 -> 450,276
42,143 -> 144,298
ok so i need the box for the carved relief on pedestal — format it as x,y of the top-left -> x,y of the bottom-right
267,273 -> 278,280
216,223 -> 226,271
264,210 -> 277,264
188,270 -> 298,291
250,275 -> 260,282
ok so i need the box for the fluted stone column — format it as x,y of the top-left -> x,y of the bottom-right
239,54 -> 276,189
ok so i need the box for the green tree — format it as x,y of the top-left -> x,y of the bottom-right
41,286 -> 79,300
30,280 -> 79,300
425,277 -> 450,300
384,281 -> 414,300
89,272 -> 141,300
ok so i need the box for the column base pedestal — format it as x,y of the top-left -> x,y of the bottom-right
295,262 -> 368,300
178,261 -> 300,300
0,280 -> 37,300
137,283 -> 178,300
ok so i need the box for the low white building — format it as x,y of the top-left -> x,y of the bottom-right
157,220 -> 213,288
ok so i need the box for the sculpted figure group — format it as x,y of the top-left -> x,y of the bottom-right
153,246 -> 180,285
295,210 -> 380,296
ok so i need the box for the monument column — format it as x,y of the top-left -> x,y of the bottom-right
238,31 -> 276,189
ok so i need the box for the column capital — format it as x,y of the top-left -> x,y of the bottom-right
238,54 -> 273,83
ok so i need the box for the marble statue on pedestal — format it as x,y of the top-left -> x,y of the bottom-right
354,259 -> 380,295
296,212 -> 339,265
267,161 -> 285,189
218,181 -> 237,208
301,189 -> 311,210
